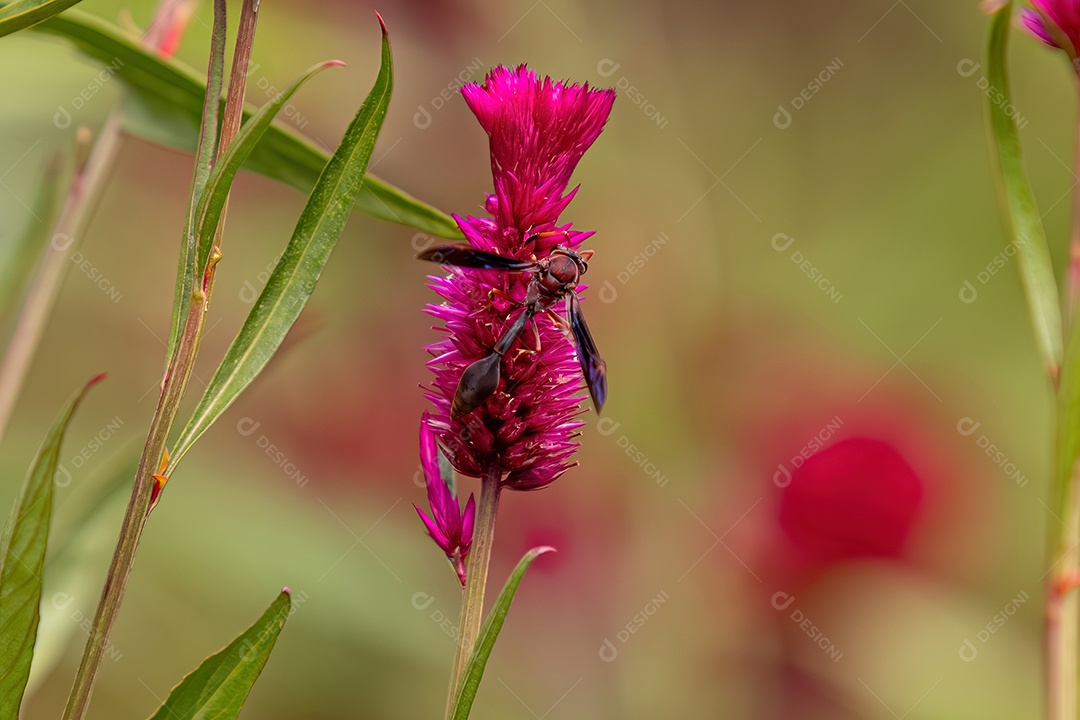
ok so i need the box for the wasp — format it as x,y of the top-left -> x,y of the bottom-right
418,242 -> 607,418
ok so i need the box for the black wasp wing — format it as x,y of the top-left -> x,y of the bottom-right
568,294 -> 607,413
417,244 -> 536,271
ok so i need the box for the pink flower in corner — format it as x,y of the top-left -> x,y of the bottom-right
1022,1 -> 1080,59
423,65 -> 615,491
414,415 -> 475,585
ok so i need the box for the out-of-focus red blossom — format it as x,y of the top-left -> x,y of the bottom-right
776,437 -> 923,576
143,0 -> 195,58
1022,1 -> 1080,60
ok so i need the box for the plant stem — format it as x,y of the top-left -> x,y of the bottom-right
61,305 -> 202,720
222,0 -> 259,148
1047,458 -> 1080,720
1047,70 -> 1080,720
63,2 -> 259,715
1069,87 -> 1080,323
445,466 -> 501,719
0,113 -> 120,444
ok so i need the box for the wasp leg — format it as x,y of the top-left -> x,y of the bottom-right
544,307 -> 574,341
452,305 -> 536,419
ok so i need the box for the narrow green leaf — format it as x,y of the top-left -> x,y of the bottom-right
147,590 -> 291,720
192,60 -> 344,279
27,452 -> 134,696
166,17 -> 394,472
0,156 -> 66,320
165,0 -> 227,372
30,10 -> 461,239
986,1 -> 1064,376
0,0 -> 84,38
451,546 -> 555,720
0,373 -> 103,718
1055,320 -> 1080,547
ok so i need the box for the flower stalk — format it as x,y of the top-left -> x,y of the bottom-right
62,1 -> 259,716
1070,87 -> 1080,319
446,466 -> 501,717
413,65 -> 614,717
1047,456 -> 1080,720
0,113 -> 120,445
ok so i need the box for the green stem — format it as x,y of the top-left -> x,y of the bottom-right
0,113 -> 120,444
1047,457 -> 1079,720
61,302 -> 203,719
1047,67 -> 1080,720
1069,84 -> 1080,324
445,466 -> 501,719
62,1 -> 260,715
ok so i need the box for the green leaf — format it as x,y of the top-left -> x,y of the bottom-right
0,156 -> 66,320
27,452 -> 134,696
0,0 -> 85,38
451,546 -> 554,720
192,60 -> 344,280
165,0 -> 227,375
147,590 -> 291,720
166,17 -> 394,472
985,0 -> 1064,377
30,10 -> 461,239
0,373 -> 103,718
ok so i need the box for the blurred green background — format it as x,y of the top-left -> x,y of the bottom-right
0,0 -> 1062,717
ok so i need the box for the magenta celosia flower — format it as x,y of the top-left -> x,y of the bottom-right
1022,1 -> 1080,59
424,65 -> 614,491
415,414 -> 475,585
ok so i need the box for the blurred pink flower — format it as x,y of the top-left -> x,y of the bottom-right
777,437 -> 923,573
1022,1 -> 1080,59
423,65 -> 614,491
414,415 -> 475,585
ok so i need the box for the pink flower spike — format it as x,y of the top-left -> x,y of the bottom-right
416,414 -> 475,585
462,65 -> 615,235
422,65 -> 614,492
